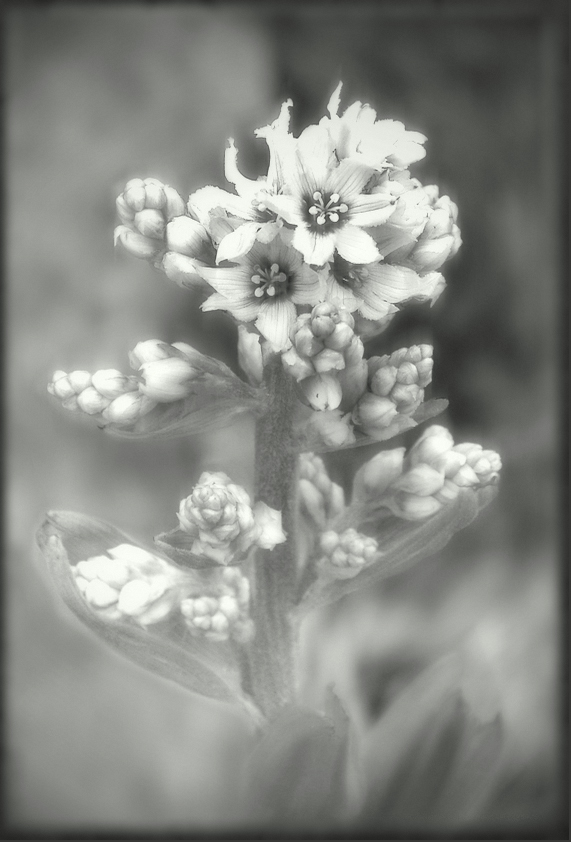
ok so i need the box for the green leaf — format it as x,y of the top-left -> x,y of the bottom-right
357,655 -> 505,829
244,705 -> 350,829
297,485 -> 498,614
36,512 -> 262,723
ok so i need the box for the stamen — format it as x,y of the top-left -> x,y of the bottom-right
308,206 -> 318,216
338,203 -> 349,213
270,263 -> 280,275
329,212 -> 339,223
266,287 -> 276,296
313,191 -> 322,201
330,193 -> 340,203
254,288 -> 264,297
251,274 -> 262,284
317,215 -> 326,225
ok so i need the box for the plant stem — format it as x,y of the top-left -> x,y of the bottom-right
249,356 -> 298,716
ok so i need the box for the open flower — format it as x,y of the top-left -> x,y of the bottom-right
322,82 -> 427,172
325,254 -> 445,319
200,234 -> 322,351
264,125 -> 396,266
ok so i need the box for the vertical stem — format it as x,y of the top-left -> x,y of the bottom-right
249,356 -> 298,716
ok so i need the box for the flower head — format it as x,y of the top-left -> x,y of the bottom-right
200,233 -> 322,351
180,567 -> 252,642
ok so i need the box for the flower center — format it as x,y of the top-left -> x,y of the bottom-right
333,254 -> 369,290
306,191 -> 349,229
250,262 -> 289,299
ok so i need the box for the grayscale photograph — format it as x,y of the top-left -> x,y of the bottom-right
4,1 -> 567,838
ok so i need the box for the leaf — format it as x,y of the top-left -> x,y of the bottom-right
296,485 -> 498,614
357,655 -> 505,829
244,705 -> 350,829
106,374 -> 266,440
36,512 -> 262,723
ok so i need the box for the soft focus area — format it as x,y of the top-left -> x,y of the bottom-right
6,3 -> 564,834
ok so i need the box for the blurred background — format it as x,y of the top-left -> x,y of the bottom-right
5,1 -> 566,835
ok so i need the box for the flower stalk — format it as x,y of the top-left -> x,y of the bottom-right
250,355 -> 299,715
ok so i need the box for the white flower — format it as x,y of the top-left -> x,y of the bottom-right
322,82 -> 427,172
264,124 -> 396,266
200,233 -> 322,351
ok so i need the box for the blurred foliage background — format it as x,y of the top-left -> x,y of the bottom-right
5,2 -> 566,834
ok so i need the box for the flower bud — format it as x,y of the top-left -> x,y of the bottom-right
237,326 -> 264,384
407,424 -> 455,469
180,567 -> 252,642
73,543 -> 181,625
139,357 -> 198,402
101,392 -> 156,425
302,409 -> 356,449
161,252 -> 207,289
300,373 -> 343,411
177,473 -> 283,565
298,452 -> 345,527
76,386 -> 110,415
352,393 -> 398,431
391,492 -> 443,520
391,463 -> 445,496
356,447 -> 406,496
166,217 -> 211,258
91,369 -> 138,400
368,345 -> 433,414
133,208 -> 166,241
319,527 -> 378,577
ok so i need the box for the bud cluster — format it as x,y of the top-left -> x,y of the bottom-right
48,369 -> 155,426
386,186 -> 461,275
181,567 -> 252,642
114,178 -> 216,288
282,303 -> 367,411
298,452 -> 345,529
178,472 -> 285,565
129,339 -> 201,403
73,544 -> 181,625
357,425 -> 502,521
319,528 -> 378,578
352,345 -> 433,439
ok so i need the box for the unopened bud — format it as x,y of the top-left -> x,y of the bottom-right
180,567 -> 252,642
76,386 -> 110,415
139,357 -> 197,402
237,326 -> 264,384
161,252 -> 207,288
357,447 -> 406,496
166,217 -> 210,257
352,393 -> 399,431
114,225 -> 163,260
303,409 -> 356,449
129,339 -> 174,368
91,369 -> 138,400
133,208 -> 166,240
301,373 -> 343,411
319,528 -> 378,577
101,392 -> 156,425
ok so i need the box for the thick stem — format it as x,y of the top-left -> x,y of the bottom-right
249,356 -> 298,716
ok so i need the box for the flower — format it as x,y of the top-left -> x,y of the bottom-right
177,472 -> 285,565
325,253 -> 446,320
321,82 -> 427,172
200,233 -> 322,351
73,543 -> 182,625
264,124 -> 396,266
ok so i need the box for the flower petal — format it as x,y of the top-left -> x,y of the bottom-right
201,293 -> 260,322
292,227 -> 336,266
189,186 -> 256,225
349,194 -> 397,228
335,225 -> 380,264
216,222 -> 262,264
360,263 -> 430,304
224,138 -> 264,200
255,298 -> 297,351
263,194 -> 303,226
371,223 -> 417,257
289,265 -> 324,305
323,274 -> 361,312
326,158 -> 375,200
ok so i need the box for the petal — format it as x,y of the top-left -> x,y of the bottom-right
188,186 -> 256,224
253,502 -> 286,549
335,225 -> 380,264
361,263 -> 429,304
293,124 -> 333,191
327,82 -> 343,119
326,158 -> 375,199
199,266 -> 253,297
323,275 -> 361,312
349,194 -> 397,228
371,223 -> 417,257
201,292 -> 260,321
224,138 -> 263,199
289,265 -> 324,305
255,298 -> 297,351
292,227 -> 336,266
216,222 -> 262,264
264,194 -> 303,226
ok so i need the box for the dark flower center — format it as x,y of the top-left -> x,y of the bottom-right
250,262 -> 290,299
305,191 -> 349,231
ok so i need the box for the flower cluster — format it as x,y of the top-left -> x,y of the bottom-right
282,302 -> 367,411
319,528 -> 379,579
48,368 -> 156,426
73,544 -> 183,625
181,567 -> 252,643
178,472 -> 286,565
298,452 -> 346,529
352,345 -> 433,438
114,84 -> 459,356
356,425 -> 502,520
